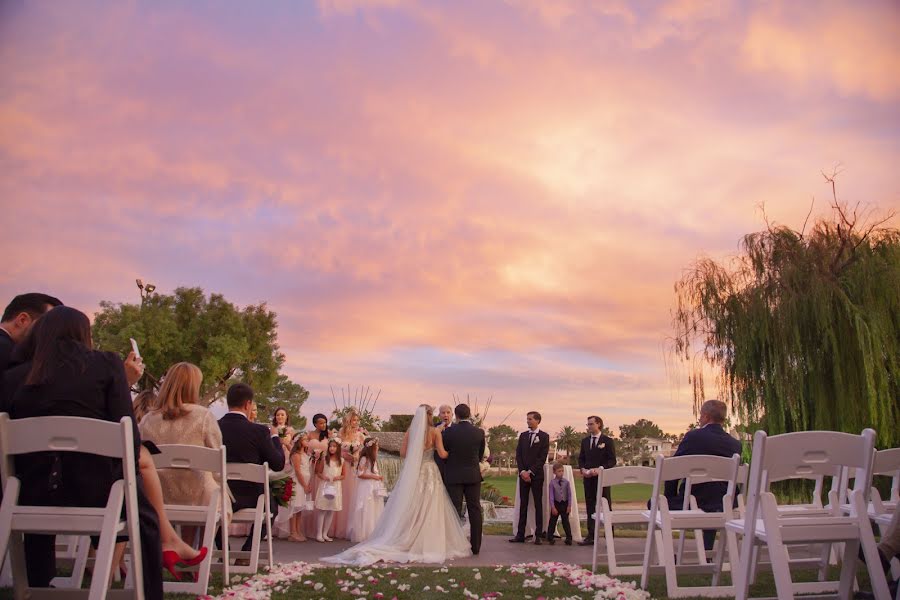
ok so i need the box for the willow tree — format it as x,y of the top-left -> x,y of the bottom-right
673,187 -> 899,448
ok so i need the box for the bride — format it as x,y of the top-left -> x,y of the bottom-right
322,404 -> 472,565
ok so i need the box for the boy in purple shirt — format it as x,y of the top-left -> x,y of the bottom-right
547,462 -> 573,545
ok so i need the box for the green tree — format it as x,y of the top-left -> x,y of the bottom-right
617,437 -> 651,466
618,418 -> 666,440
92,286 -> 300,404
673,190 -> 899,447
257,374 -> 310,429
380,414 -> 414,432
487,424 -> 518,456
555,425 -> 582,465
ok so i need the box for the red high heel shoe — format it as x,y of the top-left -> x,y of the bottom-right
179,546 -> 208,567
161,551 -> 183,581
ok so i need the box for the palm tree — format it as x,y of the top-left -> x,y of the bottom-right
555,425 -> 582,465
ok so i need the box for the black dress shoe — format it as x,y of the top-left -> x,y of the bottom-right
578,539 -> 593,546
548,537 -> 555,545
534,537 -> 542,545
508,537 -> 525,543
565,539 -> 573,546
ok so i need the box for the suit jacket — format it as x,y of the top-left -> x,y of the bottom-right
0,350 -> 142,509
515,429 -> 550,480
441,421 -> 485,485
218,412 -> 285,503
578,434 -> 617,471
0,329 -> 14,374
665,423 -> 741,512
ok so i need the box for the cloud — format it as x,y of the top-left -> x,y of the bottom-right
741,2 -> 900,102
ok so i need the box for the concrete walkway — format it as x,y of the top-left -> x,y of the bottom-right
268,534 -> 651,568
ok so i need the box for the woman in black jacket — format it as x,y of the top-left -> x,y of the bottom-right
1,306 -> 167,596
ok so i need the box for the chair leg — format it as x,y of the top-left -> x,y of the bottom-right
658,519 -> 680,598
854,493 -> 892,600
10,533 -> 27,600
711,530 -> 727,586
760,496 -> 794,600
640,515 -> 656,590
726,528 -> 744,593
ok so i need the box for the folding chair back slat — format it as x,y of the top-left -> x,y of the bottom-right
873,448 -> 900,504
1,415 -> 130,460
226,463 -> 268,484
153,444 -> 225,474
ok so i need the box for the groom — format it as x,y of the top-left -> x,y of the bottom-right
441,404 -> 486,555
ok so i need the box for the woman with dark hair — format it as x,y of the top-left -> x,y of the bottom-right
0,307 -> 201,594
302,412 -> 329,537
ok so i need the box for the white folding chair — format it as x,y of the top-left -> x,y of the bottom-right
0,413 -> 144,600
590,466 -> 655,575
223,462 -> 273,574
727,429 -> 892,600
640,453 -> 740,598
152,444 -> 228,594
857,448 -> 900,520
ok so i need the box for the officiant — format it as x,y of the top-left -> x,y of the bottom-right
578,415 -> 616,545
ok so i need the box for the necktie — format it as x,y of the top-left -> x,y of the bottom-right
591,436 -> 597,449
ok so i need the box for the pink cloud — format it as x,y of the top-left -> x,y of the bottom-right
1,1 -> 897,435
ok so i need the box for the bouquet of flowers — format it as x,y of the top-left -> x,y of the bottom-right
271,477 -> 295,508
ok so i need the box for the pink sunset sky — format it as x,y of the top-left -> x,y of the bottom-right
1,0 -> 898,436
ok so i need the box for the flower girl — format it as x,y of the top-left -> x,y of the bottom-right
350,437 -> 386,542
315,438 -> 347,542
287,432 -> 313,542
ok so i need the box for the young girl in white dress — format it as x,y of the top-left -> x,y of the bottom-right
287,432 -> 313,542
315,438 -> 347,542
350,437 -> 386,542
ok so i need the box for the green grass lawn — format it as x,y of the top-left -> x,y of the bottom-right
2,556 -> 877,600
486,474 -> 652,505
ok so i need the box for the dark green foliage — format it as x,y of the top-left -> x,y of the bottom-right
673,199 -> 899,447
92,286 -> 305,407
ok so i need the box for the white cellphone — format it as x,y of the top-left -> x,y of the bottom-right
129,338 -> 141,359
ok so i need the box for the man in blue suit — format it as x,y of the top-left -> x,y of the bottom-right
665,399 -> 741,550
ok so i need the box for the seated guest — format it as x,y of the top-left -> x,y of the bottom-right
218,382 -> 286,552
0,293 -> 62,374
139,362 -> 224,540
132,389 -> 158,424
0,306 -> 165,597
664,399 -> 741,550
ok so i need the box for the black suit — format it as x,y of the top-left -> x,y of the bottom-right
514,429 -> 550,539
665,423 -> 741,549
0,328 -> 14,375
441,421 -> 485,554
1,351 -> 163,599
578,434 -> 616,539
218,412 -> 285,550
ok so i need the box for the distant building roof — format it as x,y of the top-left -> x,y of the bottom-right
370,431 -> 404,455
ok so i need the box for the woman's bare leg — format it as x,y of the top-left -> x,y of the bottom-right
138,446 -> 201,559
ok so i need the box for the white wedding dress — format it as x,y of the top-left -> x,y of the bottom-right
322,406 -> 472,565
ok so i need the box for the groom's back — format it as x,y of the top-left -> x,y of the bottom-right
442,422 -> 485,485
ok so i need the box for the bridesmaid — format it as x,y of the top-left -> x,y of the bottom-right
331,409 -> 366,540
270,406 -> 296,464
303,413 -> 330,538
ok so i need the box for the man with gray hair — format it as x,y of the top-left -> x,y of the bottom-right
664,399 -> 741,550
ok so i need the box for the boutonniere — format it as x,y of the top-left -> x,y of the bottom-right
530,435 -> 539,446
599,442 -> 606,449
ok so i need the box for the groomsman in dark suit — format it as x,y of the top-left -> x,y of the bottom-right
578,415 -> 616,545
509,411 -> 550,545
218,382 -> 286,552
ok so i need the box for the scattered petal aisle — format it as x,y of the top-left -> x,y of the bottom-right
203,561 -> 651,599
